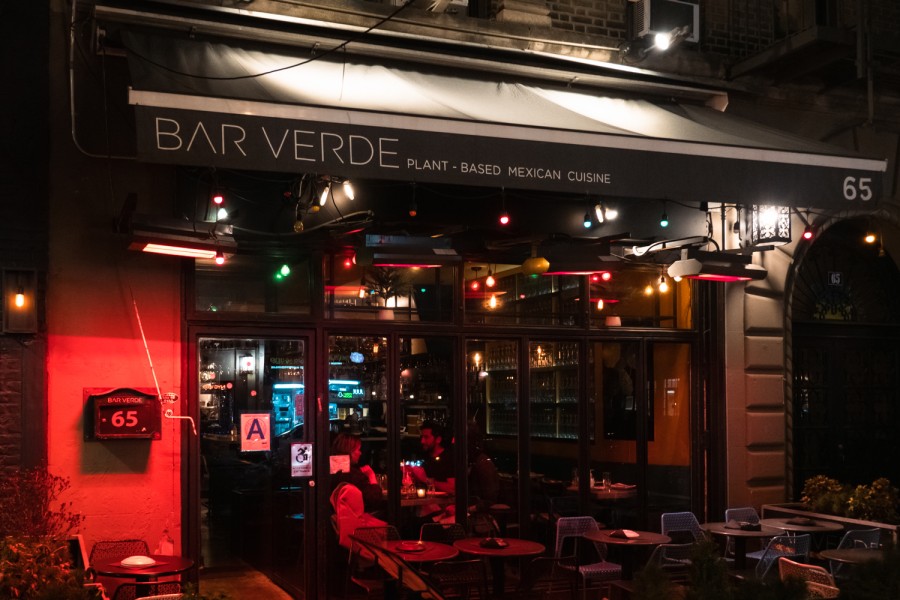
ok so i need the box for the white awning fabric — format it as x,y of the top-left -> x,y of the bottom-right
123,31 -> 887,209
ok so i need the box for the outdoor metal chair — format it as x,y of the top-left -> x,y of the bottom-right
89,539 -> 151,599
647,542 -> 694,579
346,525 -> 401,597
723,507 -> 763,559
829,528 -> 880,579
554,516 -> 622,596
805,581 -> 842,599
660,511 -> 705,544
778,556 -> 836,587
515,555 -> 578,599
428,559 -> 488,599
753,534 -> 811,579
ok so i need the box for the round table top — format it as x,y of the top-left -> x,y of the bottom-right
759,518 -> 844,534
91,554 -> 194,579
701,521 -> 782,538
584,530 -> 671,546
819,547 -> 884,565
453,537 -> 545,557
566,484 -> 637,500
382,540 -> 459,563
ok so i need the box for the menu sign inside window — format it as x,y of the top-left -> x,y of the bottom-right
86,388 -> 161,440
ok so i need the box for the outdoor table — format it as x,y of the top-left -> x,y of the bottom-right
381,539 -> 459,563
759,518 -> 844,535
453,537 -> 545,596
819,547 -> 884,565
566,483 -> 638,501
399,490 -> 453,508
701,521 -> 781,570
91,554 -> 194,598
582,529 -> 670,579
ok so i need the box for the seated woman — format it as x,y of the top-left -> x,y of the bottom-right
330,433 -> 385,514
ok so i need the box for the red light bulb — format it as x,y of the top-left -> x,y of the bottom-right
600,272 -> 612,281
499,211 -> 510,226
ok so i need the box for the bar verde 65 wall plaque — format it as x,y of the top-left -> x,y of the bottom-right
85,387 -> 162,440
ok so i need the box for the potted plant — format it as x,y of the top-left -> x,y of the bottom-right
0,467 -> 100,599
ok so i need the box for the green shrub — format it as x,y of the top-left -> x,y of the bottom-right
0,468 -> 83,539
0,537 -> 103,600
801,475 -> 900,524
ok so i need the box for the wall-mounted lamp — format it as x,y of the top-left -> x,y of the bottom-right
3,269 -> 38,333
749,205 -> 791,246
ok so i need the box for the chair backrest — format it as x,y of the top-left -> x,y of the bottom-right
778,556 -> 836,586
67,535 -> 90,570
112,582 -> 183,600
90,539 -> 150,563
755,534 -> 811,579
554,516 -> 600,559
724,507 -> 760,524
429,559 -> 488,598
837,528 -> 880,550
648,542 -> 694,567
419,522 -> 466,544
660,512 -> 704,543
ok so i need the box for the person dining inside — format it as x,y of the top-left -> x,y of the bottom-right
330,433 -> 385,515
406,420 -> 455,495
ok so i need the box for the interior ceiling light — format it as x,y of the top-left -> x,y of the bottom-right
470,266 -> 482,290
667,249 -> 767,282
596,298 -> 604,310
658,275 -> 669,293
485,269 -> 496,288
644,283 -> 654,295
522,245 -> 550,277
487,294 -> 498,309
498,188 -> 510,225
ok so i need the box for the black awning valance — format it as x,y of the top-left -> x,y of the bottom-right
124,31 -> 887,209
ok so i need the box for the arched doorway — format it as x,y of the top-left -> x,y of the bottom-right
790,218 -> 900,494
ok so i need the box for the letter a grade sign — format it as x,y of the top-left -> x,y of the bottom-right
240,413 -> 271,452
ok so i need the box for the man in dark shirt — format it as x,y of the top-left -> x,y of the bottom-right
408,420 -> 455,495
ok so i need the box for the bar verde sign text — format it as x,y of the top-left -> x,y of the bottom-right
132,103 -> 883,209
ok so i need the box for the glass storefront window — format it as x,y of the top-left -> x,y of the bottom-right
465,263 -> 582,326
398,337 -> 454,536
325,254 -> 454,321
589,268 -> 692,329
194,255 -> 311,314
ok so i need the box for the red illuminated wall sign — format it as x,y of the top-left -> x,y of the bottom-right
85,388 -> 162,440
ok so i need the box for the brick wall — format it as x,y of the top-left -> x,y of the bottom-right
0,339 -> 24,475
546,0 -> 628,41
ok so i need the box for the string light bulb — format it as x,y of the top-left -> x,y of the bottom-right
498,188 -> 510,225
660,211 -> 669,228
864,231 -> 877,244
594,203 -> 605,224
485,270 -> 496,288
658,275 -> 669,293
600,271 -> 612,281
499,210 -> 510,226
212,191 -> 224,205
342,179 -> 355,200
215,251 -> 225,266
319,182 -> 331,207
802,225 -> 814,240
583,211 -> 593,229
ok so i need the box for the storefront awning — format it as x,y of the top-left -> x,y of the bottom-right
124,31 -> 887,209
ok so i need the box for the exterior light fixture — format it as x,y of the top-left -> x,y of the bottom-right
749,205 -> 791,246
667,248 -> 767,282
3,269 -> 38,333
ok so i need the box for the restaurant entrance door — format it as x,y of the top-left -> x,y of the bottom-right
196,336 -> 311,598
